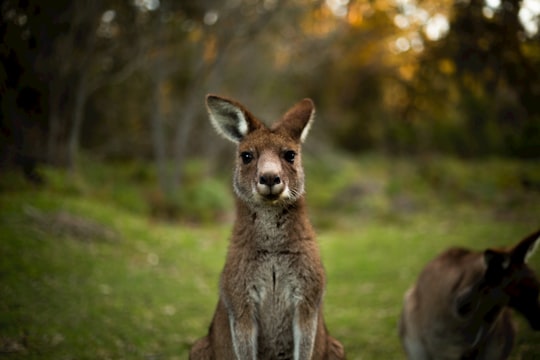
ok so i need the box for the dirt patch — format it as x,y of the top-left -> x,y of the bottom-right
24,206 -> 119,243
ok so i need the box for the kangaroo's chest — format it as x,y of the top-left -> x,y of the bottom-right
245,213 -> 306,308
246,252 -> 304,352
248,252 -> 303,309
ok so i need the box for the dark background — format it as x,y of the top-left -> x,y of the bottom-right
2,0 -> 539,193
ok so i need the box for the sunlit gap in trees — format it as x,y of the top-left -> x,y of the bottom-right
325,0 -> 450,54
518,0 -> 540,35
484,0 -> 540,36
326,0 -> 350,17
392,0 -> 450,54
388,0 -> 540,54
134,0 -> 160,12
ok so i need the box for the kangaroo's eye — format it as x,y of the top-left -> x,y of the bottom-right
240,151 -> 254,164
284,150 -> 296,164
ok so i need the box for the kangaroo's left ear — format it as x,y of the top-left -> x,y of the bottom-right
272,98 -> 315,143
512,229 -> 540,264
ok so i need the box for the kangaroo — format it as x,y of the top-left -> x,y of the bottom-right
399,229 -> 540,360
189,95 -> 345,360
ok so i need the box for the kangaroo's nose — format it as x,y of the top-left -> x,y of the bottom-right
257,172 -> 284,197
259,174 -> 281,186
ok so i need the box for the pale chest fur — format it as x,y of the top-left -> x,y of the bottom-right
249,251 -> 303,341
244,248 -> 307,357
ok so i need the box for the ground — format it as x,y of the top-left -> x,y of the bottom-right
1,154 -> 539,359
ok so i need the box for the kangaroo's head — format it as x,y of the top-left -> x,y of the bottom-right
456,229 -> 540,330
206,95 -> 314,207
494,229 -> 540,330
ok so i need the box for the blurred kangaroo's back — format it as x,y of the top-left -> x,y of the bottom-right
399,229 -> 540,360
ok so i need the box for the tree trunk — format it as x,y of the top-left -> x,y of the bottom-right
150,73 -> 173,197
47,81 -> 70,166
67,72 -> 89,171
172,88 -> 203,189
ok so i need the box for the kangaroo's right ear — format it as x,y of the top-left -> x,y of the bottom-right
511,228 -> 540,264
272,98 -> 315,143
206,95 -> 262,143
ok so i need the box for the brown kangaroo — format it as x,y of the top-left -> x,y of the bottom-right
189,95 -> 345,360
399,229 -> 540,360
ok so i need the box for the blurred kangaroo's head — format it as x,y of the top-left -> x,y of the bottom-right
206,95 -> 314,207
456,229 -> 540,330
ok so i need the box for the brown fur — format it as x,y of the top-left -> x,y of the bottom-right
399,229 -> 540,360
189,95 -> 345,360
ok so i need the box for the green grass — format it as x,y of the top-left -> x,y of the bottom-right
1,154 -> 539,359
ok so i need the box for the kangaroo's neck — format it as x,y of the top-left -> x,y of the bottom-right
232,196 -> 314,249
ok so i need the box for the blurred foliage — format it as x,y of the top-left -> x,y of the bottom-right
1,0 -> 539,213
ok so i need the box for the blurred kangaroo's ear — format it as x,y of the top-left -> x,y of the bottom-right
206,95 -> 262,143
512,229 -> 540,264
272,98 -> 315,143
484,249 -> 511,270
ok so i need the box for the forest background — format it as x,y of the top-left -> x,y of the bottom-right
1,0 -> 540,358
2,0 -> 540,184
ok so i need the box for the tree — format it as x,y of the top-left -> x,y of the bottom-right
414,0 -> 540,156
0,0 -> 145,169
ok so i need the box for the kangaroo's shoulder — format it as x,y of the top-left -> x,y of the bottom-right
417,247 -> 483,291
425,247 -> 479,271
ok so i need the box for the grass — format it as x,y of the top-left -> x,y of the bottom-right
1,153 -> 539,359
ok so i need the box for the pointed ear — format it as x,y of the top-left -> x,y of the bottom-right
511,229 -> 540,264
206,94 -> 262,143
484,249 -> 511,270
272,98 -> 315,143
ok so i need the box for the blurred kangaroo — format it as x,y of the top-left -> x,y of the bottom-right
189,95 -> 345,360
399,229 -> 540,360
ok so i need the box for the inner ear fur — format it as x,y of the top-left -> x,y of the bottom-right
206,94 -> 263,143
272,98 -> 315,143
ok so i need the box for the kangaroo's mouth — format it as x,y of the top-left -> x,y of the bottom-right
254,186 -> 288,204
261,193 -> 281,202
